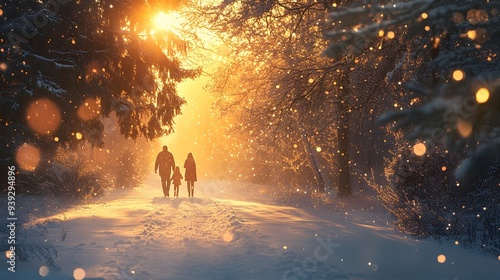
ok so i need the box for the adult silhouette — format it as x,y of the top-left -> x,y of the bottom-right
184,153 -> 197,197
155,145 -> 175,197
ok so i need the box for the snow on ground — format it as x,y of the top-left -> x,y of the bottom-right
1,175 -> 500,279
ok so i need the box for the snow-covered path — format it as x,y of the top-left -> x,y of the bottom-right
2,176 -> 500,279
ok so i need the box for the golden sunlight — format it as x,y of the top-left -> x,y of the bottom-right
153,11 -> 184,33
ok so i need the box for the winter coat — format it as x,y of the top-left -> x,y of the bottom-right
171,170 -> 183,186
184,158 -> 197,182
155,150 -> 175,177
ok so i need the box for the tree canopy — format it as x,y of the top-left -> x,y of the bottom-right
325,0 -> 500,179
0,0 -> 199,171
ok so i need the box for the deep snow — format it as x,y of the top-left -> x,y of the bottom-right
1,176 -> 500,279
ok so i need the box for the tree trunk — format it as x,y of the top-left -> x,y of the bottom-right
337,94 -> 352,197
301,129 -> 326,193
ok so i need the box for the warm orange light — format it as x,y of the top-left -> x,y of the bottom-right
467,30 -> 477,40
16,143 -> 41,171
413,143 -> 426,156
457,120 -> 473,138
73,268 -> 86,280
39,266 -> 49,277
26,99 -> 61,135
437,254 -> 446,263
476,87 -> 490,103
77,98 -> 101,121
153,12 -> 184,33
452,70 -> 464,81
223,230 -> 234,243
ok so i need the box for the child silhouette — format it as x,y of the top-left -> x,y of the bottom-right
171,166 -> 183,198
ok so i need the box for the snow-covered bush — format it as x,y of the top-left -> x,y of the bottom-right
19,147 -> 110,199
0,204 -> 60,270
378,133 -> 500,254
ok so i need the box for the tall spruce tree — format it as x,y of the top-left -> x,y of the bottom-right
325,0 -> 500,179
0,0 -> 199,176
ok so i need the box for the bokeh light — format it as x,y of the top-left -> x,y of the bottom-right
475,88 -> 490,103
75,132 -> 83,140
452,12 -> 464,24
452,70 -> 464,81
457,120 -> 473,138
316,147 -> 322,152
73,268 -> 86,280
16,143 -> 41,171
0,62 -> 7,71
467,30 -> 476,40
437,254 -> 446,263
223,230 -> 234,243
26,98 -> 61,135
387,31 -> 395,39
77,97 -> 101,121
413,143 -> 426,156
39,266 -> 49,277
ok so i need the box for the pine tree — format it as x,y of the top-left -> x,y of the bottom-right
0,0 -> 200,176
325,0 -> 500,179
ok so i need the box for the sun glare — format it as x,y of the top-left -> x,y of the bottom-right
153,12 -> 184,33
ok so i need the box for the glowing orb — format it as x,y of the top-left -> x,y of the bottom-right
452,70 -> 464,81
413,143 -> 426,156
39,266 -> 49,277
456,120 -> 473,138
77,97 -> 101,121
16,143 -> 41,171
26,99 -> 61,135
437,254 -> 446,263
73,268 -> 86,280
223,230 -> 234,243
475,87 -> 490,103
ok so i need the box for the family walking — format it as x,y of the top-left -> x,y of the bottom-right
154,146 -> 197,197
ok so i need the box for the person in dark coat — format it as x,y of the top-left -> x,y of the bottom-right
171,166 -> 183,198
155,145 -> 175,197
184,153 -> 197,197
